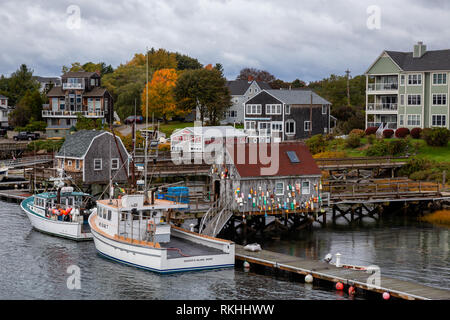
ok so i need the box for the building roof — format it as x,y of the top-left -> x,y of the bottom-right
46,86 -> 65,97
56,130 -> 106,158
226,80 -> 271,95
226,142 -> 321,178
263,89 -> 331,105
171,126 -> 247,138
61,71 -> 99,79
386,49 -> 450,71
83,87 -> 108,97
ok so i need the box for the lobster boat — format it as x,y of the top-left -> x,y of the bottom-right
20,186 -> 94,241
88,192 -> 235,273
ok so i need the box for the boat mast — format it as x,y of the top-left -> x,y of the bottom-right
144,46 -> 149,202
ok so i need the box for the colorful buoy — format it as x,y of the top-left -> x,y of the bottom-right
382,292 -> 390,300
243,261 -> 250,269
336,282 -> 344,291
348,286 -> 355,296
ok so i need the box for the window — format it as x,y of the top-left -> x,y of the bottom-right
400,75 -> 405,85
95,98 -> 101,111
272,122 -> 283,132
301,181 -> 310,194
111,158 -> 119,170
107,210 -> 112,221
94,158 -> 102,170
75,160 -> 80,170
275,182 -> 284,195
399,114 -> 404,126
408,74 -> 422,85
432,115 -> 447,127
67,160 -> 72,167
322,105 -> 327,115
246,104 -> 262,115
245,121 -> 256,130
91,79 -> 95,86
433,73 -> 447,85
266,104 -> 282,115
432,94 -> 447,106
400,94 -> 405,106
407,114 -> 421,126
258,122 -> 270,132
285,104 -> 291,115
407,94 -> 421,106
285,120 -> 295,135
303,121 -> 311,132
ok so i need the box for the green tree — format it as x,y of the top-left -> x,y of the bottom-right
6,64 -> 40,106
175,68 -> 232,125
175,53 -> 203,70
75,114 -> 104,130
237,68 -> 275,82
9,89 -> 44,126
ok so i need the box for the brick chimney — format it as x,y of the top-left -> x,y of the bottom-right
247,75 -> 254,82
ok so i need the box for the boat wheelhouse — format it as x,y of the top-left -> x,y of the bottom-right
89,193 -> 235,273
21,186 -> 93,241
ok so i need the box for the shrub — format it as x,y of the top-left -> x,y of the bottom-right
365,140 -> 389,156
398,157 -> 433,177
313,151 -> 347,159
15,120 -> 47,132
387,139 -> 407,155
421,127 -> 450,146
349,129 -> 365,138
365,126 -> 378,136
383,129 -> 394,138
306,134 -> 328,154
410,127 -> 422,139
367,134 -> 376,145
395,127 -> 410,138
345,134 -> 361,148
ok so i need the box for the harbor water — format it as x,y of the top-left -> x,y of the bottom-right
0,201 -> 448,299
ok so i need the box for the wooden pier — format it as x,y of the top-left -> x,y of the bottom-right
235,245 -> 450,300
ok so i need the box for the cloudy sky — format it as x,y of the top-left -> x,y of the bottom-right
1,0 -> 449,82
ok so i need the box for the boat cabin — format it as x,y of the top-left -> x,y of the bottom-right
95,194 -> 188,244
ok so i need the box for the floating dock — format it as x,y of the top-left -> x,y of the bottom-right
235,245 -> 450,300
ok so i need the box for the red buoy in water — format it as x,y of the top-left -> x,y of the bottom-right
336,282 -> 344,291
348,286 -> 355,295
382,292 -> 390,300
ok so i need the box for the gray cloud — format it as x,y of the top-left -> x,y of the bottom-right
0,0 -> 449,82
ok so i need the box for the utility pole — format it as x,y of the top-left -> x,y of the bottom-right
345,69 -> 351,106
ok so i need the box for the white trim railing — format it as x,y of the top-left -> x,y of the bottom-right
42,110 -> 104,118
367,103 -> 398,111
62,83 -> 84,90
367,83 -> 398,91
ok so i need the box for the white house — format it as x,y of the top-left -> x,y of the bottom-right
0,95 -> 12,127
170,125 -> 247,154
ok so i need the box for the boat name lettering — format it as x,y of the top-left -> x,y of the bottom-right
183,257 -> 213,263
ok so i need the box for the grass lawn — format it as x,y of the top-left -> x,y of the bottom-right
151,121 -> 194,136
413,140 -> 450,162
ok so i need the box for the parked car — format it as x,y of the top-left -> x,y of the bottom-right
13,132 -> 40,141
124,116 -> 144,124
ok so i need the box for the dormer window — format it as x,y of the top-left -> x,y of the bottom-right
91,78 -> 95,86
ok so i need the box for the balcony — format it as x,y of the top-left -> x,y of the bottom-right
367,122 -> 398,130
367,103 -> 398,112
62,83 -> 84,90
42,110 -> 104,118
367,83 -> 398,92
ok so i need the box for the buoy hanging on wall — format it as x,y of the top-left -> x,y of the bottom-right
336,282 -> 344,291
382,292 -> 390,300
305,274 -> 313,283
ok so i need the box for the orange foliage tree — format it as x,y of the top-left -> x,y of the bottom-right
141,68 -> 184,123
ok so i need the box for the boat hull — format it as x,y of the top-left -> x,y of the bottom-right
89,214 -> 234,274
20,197 -> 92,241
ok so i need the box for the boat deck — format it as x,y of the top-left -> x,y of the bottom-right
161,236 -> 224,259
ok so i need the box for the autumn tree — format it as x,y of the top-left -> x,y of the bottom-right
237,68 -> 276,83
141,68 -> 182,123
175,68 -> 231,125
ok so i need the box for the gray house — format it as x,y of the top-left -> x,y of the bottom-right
55,130 -> 130,184
211,142 -> 322,213
221,80 -> 271,125
244,88 -> 332,142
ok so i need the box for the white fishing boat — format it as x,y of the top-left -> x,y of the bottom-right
88,192 -> 235,273
0,166 -> 8,181
20,169 -> 94,241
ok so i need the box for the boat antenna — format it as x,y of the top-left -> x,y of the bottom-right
109,137 -> 113,204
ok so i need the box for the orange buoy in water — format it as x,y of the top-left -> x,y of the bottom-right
336,282 -> 344,291
382,292 -> 390,300
348,286 -> 355,295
